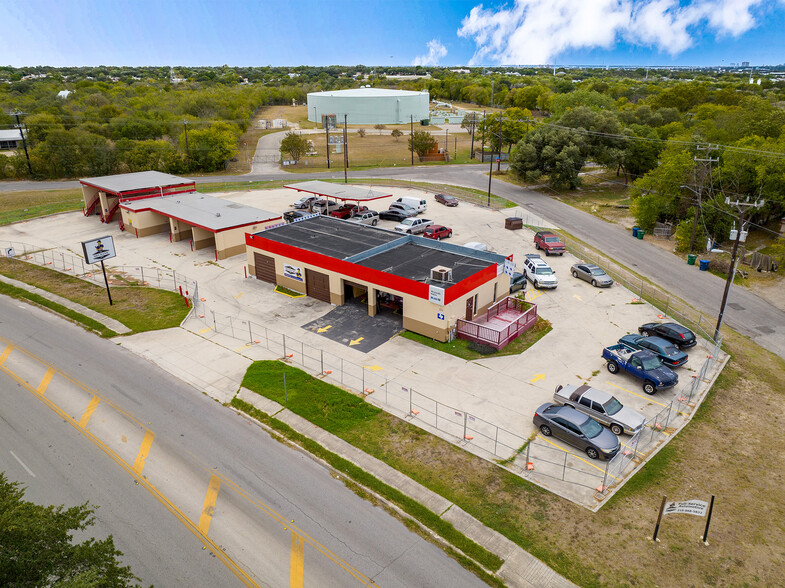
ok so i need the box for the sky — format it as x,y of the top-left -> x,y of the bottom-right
2,0 -> 784,68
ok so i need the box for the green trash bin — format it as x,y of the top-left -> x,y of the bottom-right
687,254 -> 697,265
637,230 -> 645,239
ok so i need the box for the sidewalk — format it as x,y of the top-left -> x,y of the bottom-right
236,387 -> 578,588
0,274 -> 131,335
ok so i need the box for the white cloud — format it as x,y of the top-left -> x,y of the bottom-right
458,0 -> 766,64
413,39 -> 448,66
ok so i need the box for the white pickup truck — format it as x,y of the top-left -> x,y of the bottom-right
393,217 -> 434,234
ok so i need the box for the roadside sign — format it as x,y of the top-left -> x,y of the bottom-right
5,247 -> 14,257
663,499 -> 709,517
81,235 -> 116,264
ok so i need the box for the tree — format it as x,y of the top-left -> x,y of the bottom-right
373,124 -> 385,135
279,131 -> 308,163
183,121 -> 239,171
408,130 -> 437,158
391,129 -> 403,141
0,473 -> 140,586
357,128 -> 366,138
509,127 -> 585,189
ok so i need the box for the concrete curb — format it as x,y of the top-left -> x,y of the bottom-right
235,388 -> 577,588
0,273 -> 131,334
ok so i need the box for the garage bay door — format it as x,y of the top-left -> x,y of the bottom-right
254,253 -> 276,284
305,268 -> 331,303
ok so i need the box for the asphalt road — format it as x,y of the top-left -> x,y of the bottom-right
0,160 -> 782,359
0,297 -> 489,588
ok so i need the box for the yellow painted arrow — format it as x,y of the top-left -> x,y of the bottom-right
530,374 -> 545,383
363,364 -> 382,371
317,325 -> 332,333
573,294 -> 582,301
349,337 -> 364,346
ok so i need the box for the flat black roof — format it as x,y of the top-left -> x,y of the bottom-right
255,215 -> 501,287
258,214 -> 399,258
358,242 -> 493,284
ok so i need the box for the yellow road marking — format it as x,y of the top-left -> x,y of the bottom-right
530,374 -> 545,383
605,381 -> 668,407
349,337 -> 364,346
317,325 -> 332,333
0,345 -> 259,588
79,396 -> 101,428
573,294 -> 582,301
37,368 -> 56,394
290,531 -> 305,588
362,364 -> 382,371
133,430 -> 155,474
0,344 -> 13,365
213,469 -> 374,586
199,327 -> 213,334
235,344 -> 252,352
526,290 -> 543,302
198,473 -> 221,535
234,292 -> 244,299
536,435 -> 620,480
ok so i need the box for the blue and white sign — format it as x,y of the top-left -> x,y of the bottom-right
504,259 -> 515,277
283,264 -> 304,282
81,235 -> 116,264
428,285 -> 445,305
437,312 -> 445,320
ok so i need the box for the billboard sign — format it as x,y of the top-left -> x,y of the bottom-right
81,235 -> 116,264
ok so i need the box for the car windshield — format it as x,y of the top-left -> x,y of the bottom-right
590,268 -> 606,276
535,267 -> 553,275
641,356 -> 661,370
545,236 -> 560,242
579,416 -> 604,439
604,397 -> 623,415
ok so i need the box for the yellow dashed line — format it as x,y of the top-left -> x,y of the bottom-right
37,368 -> 56,394
198,473 -> 221,535
79,396 -> 101,428
132,430 -> 155,475
0,344 -> 13,365
290,532 -> 305,588
199,327 -> 213,334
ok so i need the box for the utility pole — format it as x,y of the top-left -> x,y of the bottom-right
324,116 -> 330,169
12,111 -> 33,175
182,120 -> 190,163
481,110 -> 486,160
715,196 -> 763,341
445,127 -> 448,162
410,114 -> 414,166
343,114 -> 348,183
469,113 -> 476,159
688,145 -> 719,252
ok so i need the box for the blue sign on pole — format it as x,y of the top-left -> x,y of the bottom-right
437,312 -> 445,320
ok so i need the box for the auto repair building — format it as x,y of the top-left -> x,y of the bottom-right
246,215 -> 512,341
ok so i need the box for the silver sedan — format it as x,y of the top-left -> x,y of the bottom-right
571,263 -> 614,287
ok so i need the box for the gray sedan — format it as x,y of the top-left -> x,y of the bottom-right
571,263 -> 614,287
533,403 -> 621,460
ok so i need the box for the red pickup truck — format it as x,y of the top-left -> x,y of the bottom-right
534,231 -> 566,256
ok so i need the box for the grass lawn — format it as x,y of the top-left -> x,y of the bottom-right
0,189 -> 84,226
0,258 -> 189,334
399,315 -> 551,360
236,329 -> 785,588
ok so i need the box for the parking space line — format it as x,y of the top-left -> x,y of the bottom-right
536,435 -> 619,479
605,381 -> 668,407
290,532 -> 305,588
526,290 -> 543,303
79,396 -> 101,428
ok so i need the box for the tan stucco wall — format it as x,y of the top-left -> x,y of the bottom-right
121,209 -> 170,236
169,218 -> 192,242
82,185 -> 100,210
191,226 -> 214,250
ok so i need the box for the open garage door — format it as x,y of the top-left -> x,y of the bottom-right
305,268 -> 331,303
254,253 -> 277,284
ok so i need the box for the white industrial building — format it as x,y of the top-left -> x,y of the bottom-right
307,88 -> 429,125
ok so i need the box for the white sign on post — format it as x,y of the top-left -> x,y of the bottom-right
81,235 -> 116,264
663,499 -> 709,517
428,285 -> 445,305
5,247 -> 14,257
504,259 -> 515,277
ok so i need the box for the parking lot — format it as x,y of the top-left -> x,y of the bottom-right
0,184 -> 727,507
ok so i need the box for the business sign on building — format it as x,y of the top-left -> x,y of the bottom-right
504,259 -> 515,277
428,285 -> 445,305
663,500 -> 709,517
81,235 -> 116,264
283,264 -> 304,282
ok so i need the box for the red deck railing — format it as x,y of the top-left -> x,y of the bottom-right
456,296 -> 537,350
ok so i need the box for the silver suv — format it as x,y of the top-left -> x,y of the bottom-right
348,210 -> 379,226
523,254 -> 558,289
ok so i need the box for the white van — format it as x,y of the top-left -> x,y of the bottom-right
395,196 -> 427,214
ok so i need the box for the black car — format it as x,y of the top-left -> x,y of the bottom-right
284,210 -> 310,223
638,322 -> 697,349
533,403 -> 620,460
379,209 -> 414,222
435,193 -> 458,207
509,272 -> 526,292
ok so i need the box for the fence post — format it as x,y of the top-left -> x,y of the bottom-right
639,280 -> 644,298
562,452 -> 568,481
463,412 -> 468,440
264,326 -> 269,349
524,439 -> 530,467
212,311 -> 216,330
362,366 -> 365,390
283,334 -> 287,357
663,400 -> 674,429
173,270 -> 177,290
341,358 -> 343,385
601,459 -> 610,492
141,267 -> 145,285
665,296 -> 670,316
248,321 -> 253,343
385,377 -> 388,404
435,403 -> 439,428
409,387 -> 412,414
320,350 -> 324,374
229,316 -> 235,338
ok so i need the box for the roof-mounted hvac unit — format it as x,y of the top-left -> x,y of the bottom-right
430,266 -> 452,282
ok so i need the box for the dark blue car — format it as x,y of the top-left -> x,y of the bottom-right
619,334 -> 688,368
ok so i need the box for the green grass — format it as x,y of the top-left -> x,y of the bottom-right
399,316 -> 551,361
0,280 -> 117,337
0,258 -> 189,334
230,391 -> 504,579
0,189 -> 84,226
